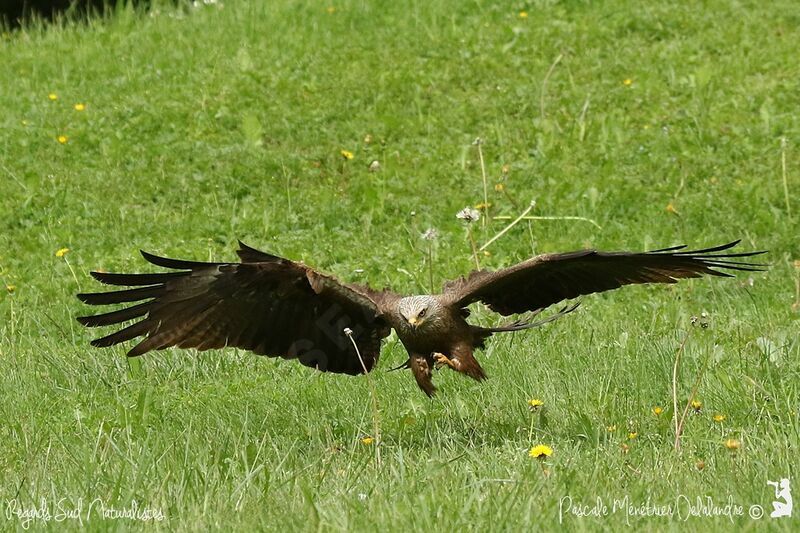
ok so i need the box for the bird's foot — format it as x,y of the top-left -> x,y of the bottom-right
433,352 -> 456,370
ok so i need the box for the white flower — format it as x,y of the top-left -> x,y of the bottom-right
421,228 -> 439,241
456,207 -> 481,223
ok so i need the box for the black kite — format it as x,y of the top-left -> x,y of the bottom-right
77,240 -> 764,395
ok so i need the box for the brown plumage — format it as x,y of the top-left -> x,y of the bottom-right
77,240 -> 765,396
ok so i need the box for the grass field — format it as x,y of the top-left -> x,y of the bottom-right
1,0 -> 798,530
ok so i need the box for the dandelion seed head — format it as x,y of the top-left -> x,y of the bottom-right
421,228 -> 439,241
456,207 -> 481,223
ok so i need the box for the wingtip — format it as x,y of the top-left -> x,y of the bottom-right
76,293 -> 92,304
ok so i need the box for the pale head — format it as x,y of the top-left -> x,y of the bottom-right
397,295 -> 440,330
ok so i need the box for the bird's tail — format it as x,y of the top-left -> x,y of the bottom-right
480,301 -> 581,334
389,359 -> 411,372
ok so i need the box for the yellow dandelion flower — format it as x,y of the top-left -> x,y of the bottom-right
628,432 -> 638,440
652,407 -> 663,416
55,248 -> 70,257
691,400 -> 702,412
518,11 -> 528,19
494,183 -> 505,192
21,120 -> 30,126
74,103 -> 86,111
528,444 -> 552,458
326,6 -> 336,14
527,398 -> 544,410
606,425 -> 617,432
57,135 -> 68,144
340,149 -> 354,160
724,438 -> 740,450
48,93 -> 58,101
643,124 -> 651,130
713,414 -> 726,423
475,202 -> 492,210
623,78 -> 633,86
360,436 -> 374,445
6,284 -> 15,293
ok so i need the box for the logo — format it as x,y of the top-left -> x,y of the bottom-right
767,478 -> 792,518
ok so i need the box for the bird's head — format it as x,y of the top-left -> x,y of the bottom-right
398,295 -> 440,330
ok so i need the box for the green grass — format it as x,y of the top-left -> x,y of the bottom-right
1,0 -> 799,530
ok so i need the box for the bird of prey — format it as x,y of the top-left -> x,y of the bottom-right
77,240 -> 764,396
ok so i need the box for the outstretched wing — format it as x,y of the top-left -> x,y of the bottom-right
77,242 -> 394,375
443,240 -> 766,316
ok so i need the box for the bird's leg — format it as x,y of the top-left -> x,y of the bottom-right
433,352 -> 457,370
445,344 -> 487,382
409,353 -> 436,397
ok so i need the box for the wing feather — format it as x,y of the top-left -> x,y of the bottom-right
77,243 -> 395,375
444,240 -> 766,315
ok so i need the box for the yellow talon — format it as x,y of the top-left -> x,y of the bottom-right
433,352 -> 454,369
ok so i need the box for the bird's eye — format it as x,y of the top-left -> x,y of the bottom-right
418,308 -> 426,318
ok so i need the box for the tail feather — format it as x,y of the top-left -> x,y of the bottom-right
484,301 -> 580,334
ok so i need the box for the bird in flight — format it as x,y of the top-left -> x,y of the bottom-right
77,240 -> 764,396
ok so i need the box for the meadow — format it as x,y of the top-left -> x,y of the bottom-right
1,0 -> 798,530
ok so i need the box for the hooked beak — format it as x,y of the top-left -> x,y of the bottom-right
407,317 -> 420,328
